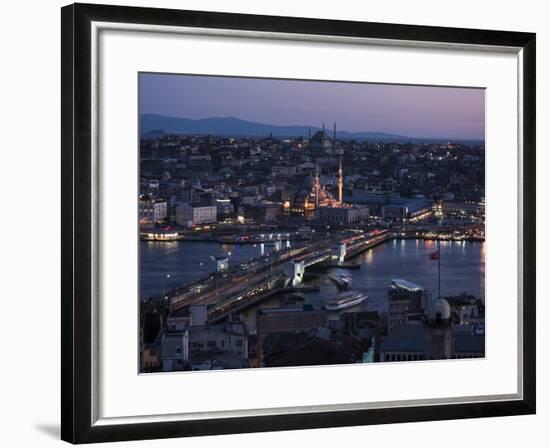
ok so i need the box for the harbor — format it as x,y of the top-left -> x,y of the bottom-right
140,237 -> 485,315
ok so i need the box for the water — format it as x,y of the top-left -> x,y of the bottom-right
334,239 -> 485,310
140,240 -> 276,298
140,239 -> 485,318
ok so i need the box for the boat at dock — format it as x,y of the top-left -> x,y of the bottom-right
325,290 -> 367,311
140,230 -> 184,241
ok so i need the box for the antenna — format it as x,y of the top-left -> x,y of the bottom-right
438,238 -> 441,299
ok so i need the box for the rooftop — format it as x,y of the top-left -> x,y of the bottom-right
453,333 -> 485,354
391,279 -> 424,292
263,332 -> 370,367
379,323 -> 424,353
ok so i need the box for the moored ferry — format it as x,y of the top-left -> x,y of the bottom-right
140,230 -> 184,241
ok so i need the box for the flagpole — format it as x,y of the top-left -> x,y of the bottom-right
438,238 -> 441,299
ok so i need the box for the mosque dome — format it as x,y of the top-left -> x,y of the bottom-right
426,297 -> 451,324
309,130 -> 332,149
310,130 -> 328,142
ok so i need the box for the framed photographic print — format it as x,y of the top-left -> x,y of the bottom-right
61,2 -> 536,444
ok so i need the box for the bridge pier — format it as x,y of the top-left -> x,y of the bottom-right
331,243 -> 347,266
283,260 -> 305,287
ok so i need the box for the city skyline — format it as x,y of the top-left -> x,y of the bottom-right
139,73 -> 485,140
139,74 -> 485,373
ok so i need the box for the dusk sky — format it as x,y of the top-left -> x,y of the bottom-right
139,73 -> 485,140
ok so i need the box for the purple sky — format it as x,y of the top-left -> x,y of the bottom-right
139,73 -> 485,140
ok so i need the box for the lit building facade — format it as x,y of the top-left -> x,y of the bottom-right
139,197 -> 168,227
316,205 -> 369,225
442,199 -> 485,218
176,203 -> 217,227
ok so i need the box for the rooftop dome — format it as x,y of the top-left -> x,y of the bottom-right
426,297 -> 451,324
310,130 -> 329,141
309,130 -> 332,148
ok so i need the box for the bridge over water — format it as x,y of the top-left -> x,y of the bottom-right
169,229 -> 391,322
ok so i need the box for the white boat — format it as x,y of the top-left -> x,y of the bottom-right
328,272 -> 353,290
325,290 -> 367,311
340,273 -> 353,289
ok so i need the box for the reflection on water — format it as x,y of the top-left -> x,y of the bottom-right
140,239 -> 485,326
140,241 -> 268,298
335,239 -> 485,312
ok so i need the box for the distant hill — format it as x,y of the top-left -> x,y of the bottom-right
139,114 -> 483,145
141,129 -> 166,138
140,114 -> 409,141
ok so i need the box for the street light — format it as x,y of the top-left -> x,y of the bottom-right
163,273 -> 170,301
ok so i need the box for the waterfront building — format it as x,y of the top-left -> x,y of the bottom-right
261,203 -> 283,222
175,202 -> 217,227
381,198 -> 433,221
442,199 -> 485,218
139,197 -> 167,227
316,204 -> 369,225
350,186 -> 394,204
349,191 -> 400,208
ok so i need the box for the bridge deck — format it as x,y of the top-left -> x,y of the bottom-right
169,230 -> 391,315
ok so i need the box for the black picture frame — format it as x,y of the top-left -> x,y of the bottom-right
61,2 -> 536,444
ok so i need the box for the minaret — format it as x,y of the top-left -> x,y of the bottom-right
322,123 -> 325,148
338,158 -> 343,206
333,122 -> 336,154
315,164 -> 320,209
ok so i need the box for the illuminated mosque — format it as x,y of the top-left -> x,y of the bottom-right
285,123 -> 347,218
283,122 -> 369,224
